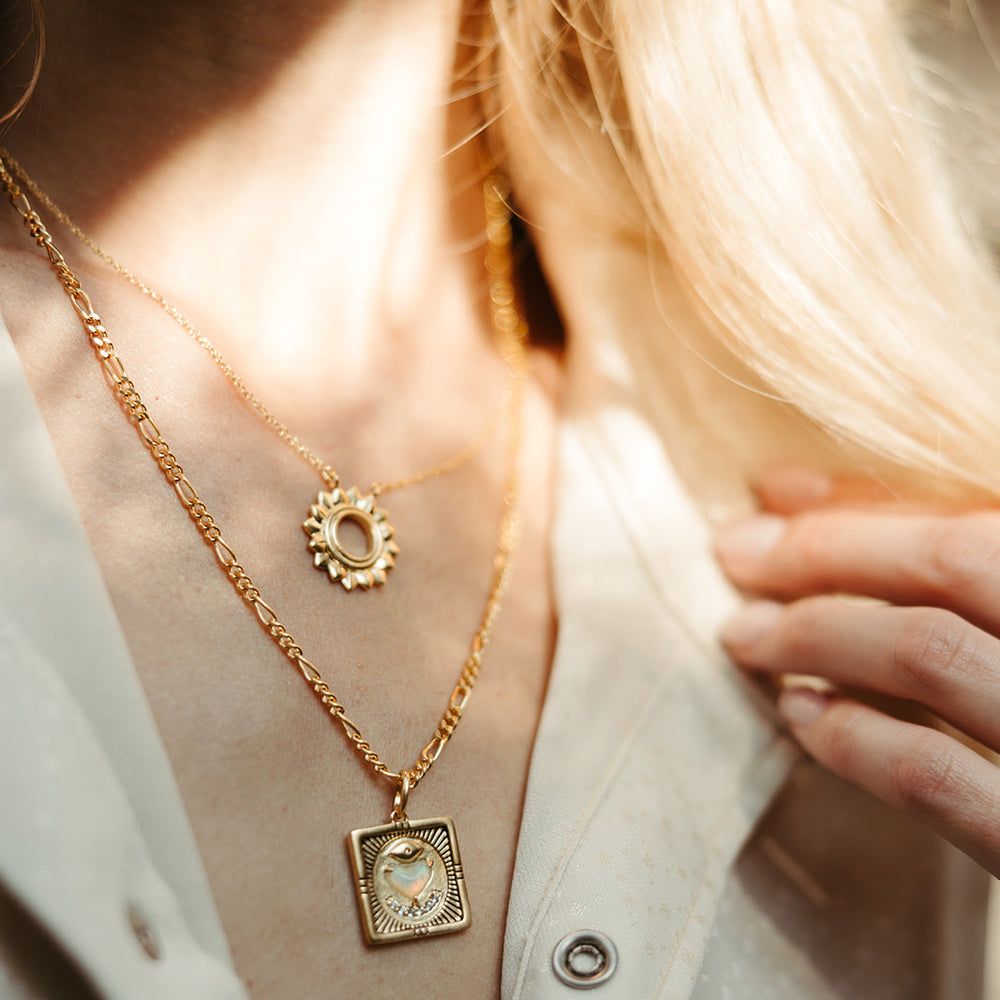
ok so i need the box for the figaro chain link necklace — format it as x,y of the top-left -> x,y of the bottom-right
1,150 -> 516,592
0,152 -> 528,945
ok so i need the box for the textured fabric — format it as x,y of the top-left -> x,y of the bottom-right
500,415 -> 796,1000
695,763 -> 990,1000
0,614 -> 249,1000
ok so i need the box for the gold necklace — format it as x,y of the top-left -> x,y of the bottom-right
1,150 -> 513,592
1,154 -> 528,945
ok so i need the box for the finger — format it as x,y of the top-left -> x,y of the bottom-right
754,464 -> 898,515
714,510 -> 1000,634
753,464 -> 984,517
775,690 -> 1000,877
722,598 -> 1000,750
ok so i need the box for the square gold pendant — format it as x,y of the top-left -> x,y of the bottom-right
348,816 -> 471,945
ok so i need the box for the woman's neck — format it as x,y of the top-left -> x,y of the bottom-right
2,0 -> 499,421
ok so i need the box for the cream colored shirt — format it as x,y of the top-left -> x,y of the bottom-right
0,320 -> 991,999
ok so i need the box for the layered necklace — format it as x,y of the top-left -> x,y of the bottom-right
4,152 -> 516,591
0,150 -> 528,945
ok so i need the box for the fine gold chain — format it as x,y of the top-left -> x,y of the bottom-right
1,154 -> 528,795
0,149 -> 506,497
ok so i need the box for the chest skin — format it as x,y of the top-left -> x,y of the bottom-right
0,243 -> 561,1000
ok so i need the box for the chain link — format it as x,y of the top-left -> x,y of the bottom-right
1,152 -> 528,795
1,149 -> 510,495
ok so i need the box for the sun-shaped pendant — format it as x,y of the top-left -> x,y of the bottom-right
302,487 -> 399,590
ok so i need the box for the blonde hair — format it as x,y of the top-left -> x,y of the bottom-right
490,0 -> 1000,505
5,2 -> 999,503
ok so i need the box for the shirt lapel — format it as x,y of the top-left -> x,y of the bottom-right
0,318 -> 244,994
502,359 -> 796,999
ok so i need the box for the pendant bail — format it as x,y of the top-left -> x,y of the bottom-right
391,769 -> 412,824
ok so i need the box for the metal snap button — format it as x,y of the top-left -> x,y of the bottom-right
552,930 -> 618,989
127,903 -> 161,960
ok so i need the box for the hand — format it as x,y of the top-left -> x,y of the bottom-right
716,465 -> 1000,877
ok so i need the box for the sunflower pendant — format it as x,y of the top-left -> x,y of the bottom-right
303,487 -> 399,590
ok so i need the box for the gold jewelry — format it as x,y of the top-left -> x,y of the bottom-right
1,153 -> 528,945
0,151 -> 514,592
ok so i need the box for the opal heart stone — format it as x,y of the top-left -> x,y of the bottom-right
382,840 -> 434,902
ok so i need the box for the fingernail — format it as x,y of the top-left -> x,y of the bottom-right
757,465 -> 833,505
777,686 -> 831,729
715,515 -> 787,568
721,600 -> 783,648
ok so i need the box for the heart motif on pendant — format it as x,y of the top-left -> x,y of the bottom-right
382,839 -> 434,903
